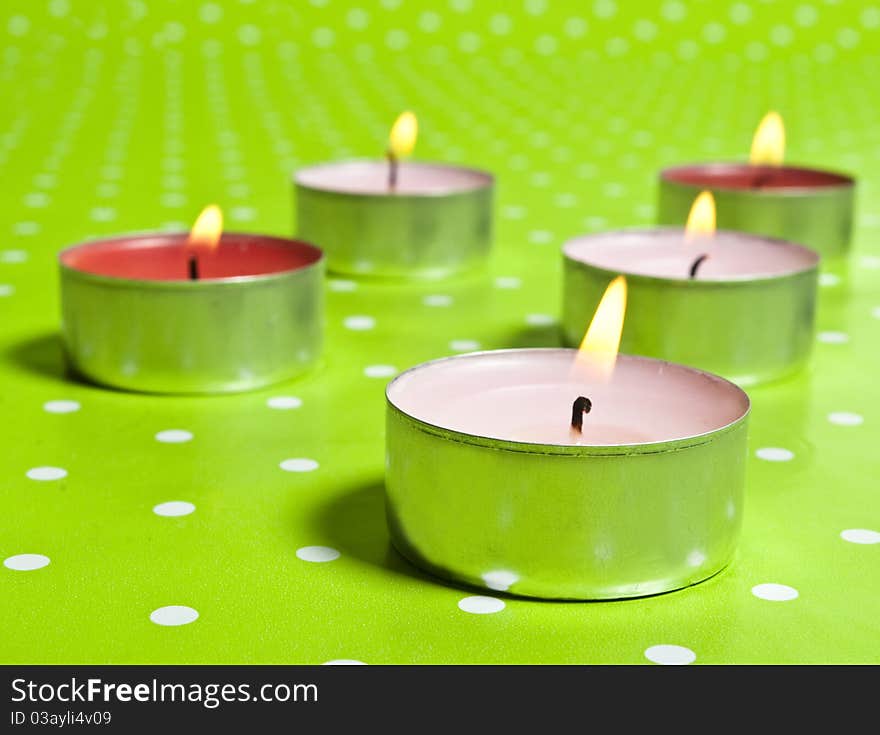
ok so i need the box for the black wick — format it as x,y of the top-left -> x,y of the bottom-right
571,396 -> 592,433
689,253 -> 709,279
751,171 -> 774,189
386,150 -> 399,191
188,255 -> 200,281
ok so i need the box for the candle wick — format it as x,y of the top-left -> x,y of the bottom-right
570,395 -> 592,434
386,150 -> 398,191
689,253 -> 709,279
751,171 -> 773,189
188,255 -> 200,281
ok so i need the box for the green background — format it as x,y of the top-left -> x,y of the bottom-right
2,0 -> 879,664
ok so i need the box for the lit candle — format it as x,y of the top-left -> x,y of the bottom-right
385,278 -> 749,600
562,192 -> 819,385
59,206 -> 324,394
294,111 -> 494,279
658,111 -> 855,260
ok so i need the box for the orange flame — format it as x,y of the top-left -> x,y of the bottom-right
188,205 -> 223,251
749,111 -> 785,165
574,275 -> 627,382
685,190 -> 716,241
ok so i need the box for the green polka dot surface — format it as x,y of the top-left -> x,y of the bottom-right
2,0 -> 879,664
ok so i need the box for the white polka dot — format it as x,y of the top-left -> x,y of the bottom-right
458,596 -> 505,614
323,659 -> 366,665
729,2 -> 752,24
26,466 -> 67,481
795,4 -> 819,27
593,0 -> 617,19
481,570 -> 519,591
296,545 -> 340,562
528,230 -> 554,245
0,249 -> 28,263
458,31 -> 481,52
752,583 -> 798,601
755,447 -> 794,462
237,24 -> 261,45
494,276 -> 521,289
525,313 -> 555,327
4,554 -> 50,571
280,458 -> 319,472
819,273 -> 840,287
43,400 -> 80,414
13,222 -> 40,235
644,644 -> 695,665
489,13 -> 512,35
862,7 -> 880,29
49,0 -> 70,18
502,205 -> 526,220
347,8 -> 370,30
858,255 -> 880,269
564,16 -> 588,38
229,206 -> 256,222
344,315 -> 375,331
312,27 -> 335,48
89,207 -> 116,222
423,294 -> 453,307
199,2 -> 223,23
633,18 -> 657,41
24,192 -> 49,208
328,279 -> 357,292
150,605 -> 199,626
770,24 -> 794,46
364,365 -> 397,378
153,501 -> 196,517
828,412 -> 863,426
661,0 -> 687,22
0,284 -> 15,297
837,28 -> 860,49
155,429 -> 193,444
267,396 -> 302,410
840,528 -> 880,545
7,15 -> 30,36
450,339 -> 480,352
817,331 -> 849,344
385,29 -> 409,50
535,34 -> 558,55
872,306 -> 880,320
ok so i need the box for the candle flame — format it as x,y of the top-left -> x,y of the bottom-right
749,111 -> 785,166
388,111 -> 418,159
574,275 -> 627,382
685,190 -> 716,240
188,204 -> 223,251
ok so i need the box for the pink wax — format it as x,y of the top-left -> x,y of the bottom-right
294,160 -> 492,196
387,350 -> 749,447
563,229 -> 818,281
59,233 -> 323,281
662,162 -> 852,191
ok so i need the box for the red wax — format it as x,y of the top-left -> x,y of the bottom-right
59,233 -> 323,281
661,163 -> 852,191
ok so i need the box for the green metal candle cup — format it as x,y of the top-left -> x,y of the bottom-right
385,349 -> 750,601
59,232 -> 324,394
562,228 -> 819,386
294,160 -> 494,279
658,162 -> 855,260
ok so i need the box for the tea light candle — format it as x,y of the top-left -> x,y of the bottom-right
563,193 -> 819,385
657,112 -> 855,259
385,349 -> 750,600
59,206 -> 324,394
294,112 -> 494,279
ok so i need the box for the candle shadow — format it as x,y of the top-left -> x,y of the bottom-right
312,481 -> 469,591
3,332 -> 80,384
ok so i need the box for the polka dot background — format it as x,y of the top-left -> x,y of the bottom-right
1,1 -> 878,664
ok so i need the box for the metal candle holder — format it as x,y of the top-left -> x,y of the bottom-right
562,228 -> 819,386
385,349 -> 750,601
294,160 -> 494,279
658,162 -> 855,260
59,233 -> 324,394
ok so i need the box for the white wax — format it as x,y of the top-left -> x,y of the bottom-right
563,229 -> 818,281
387,350 -> 749,447
294,160 -> 492,196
